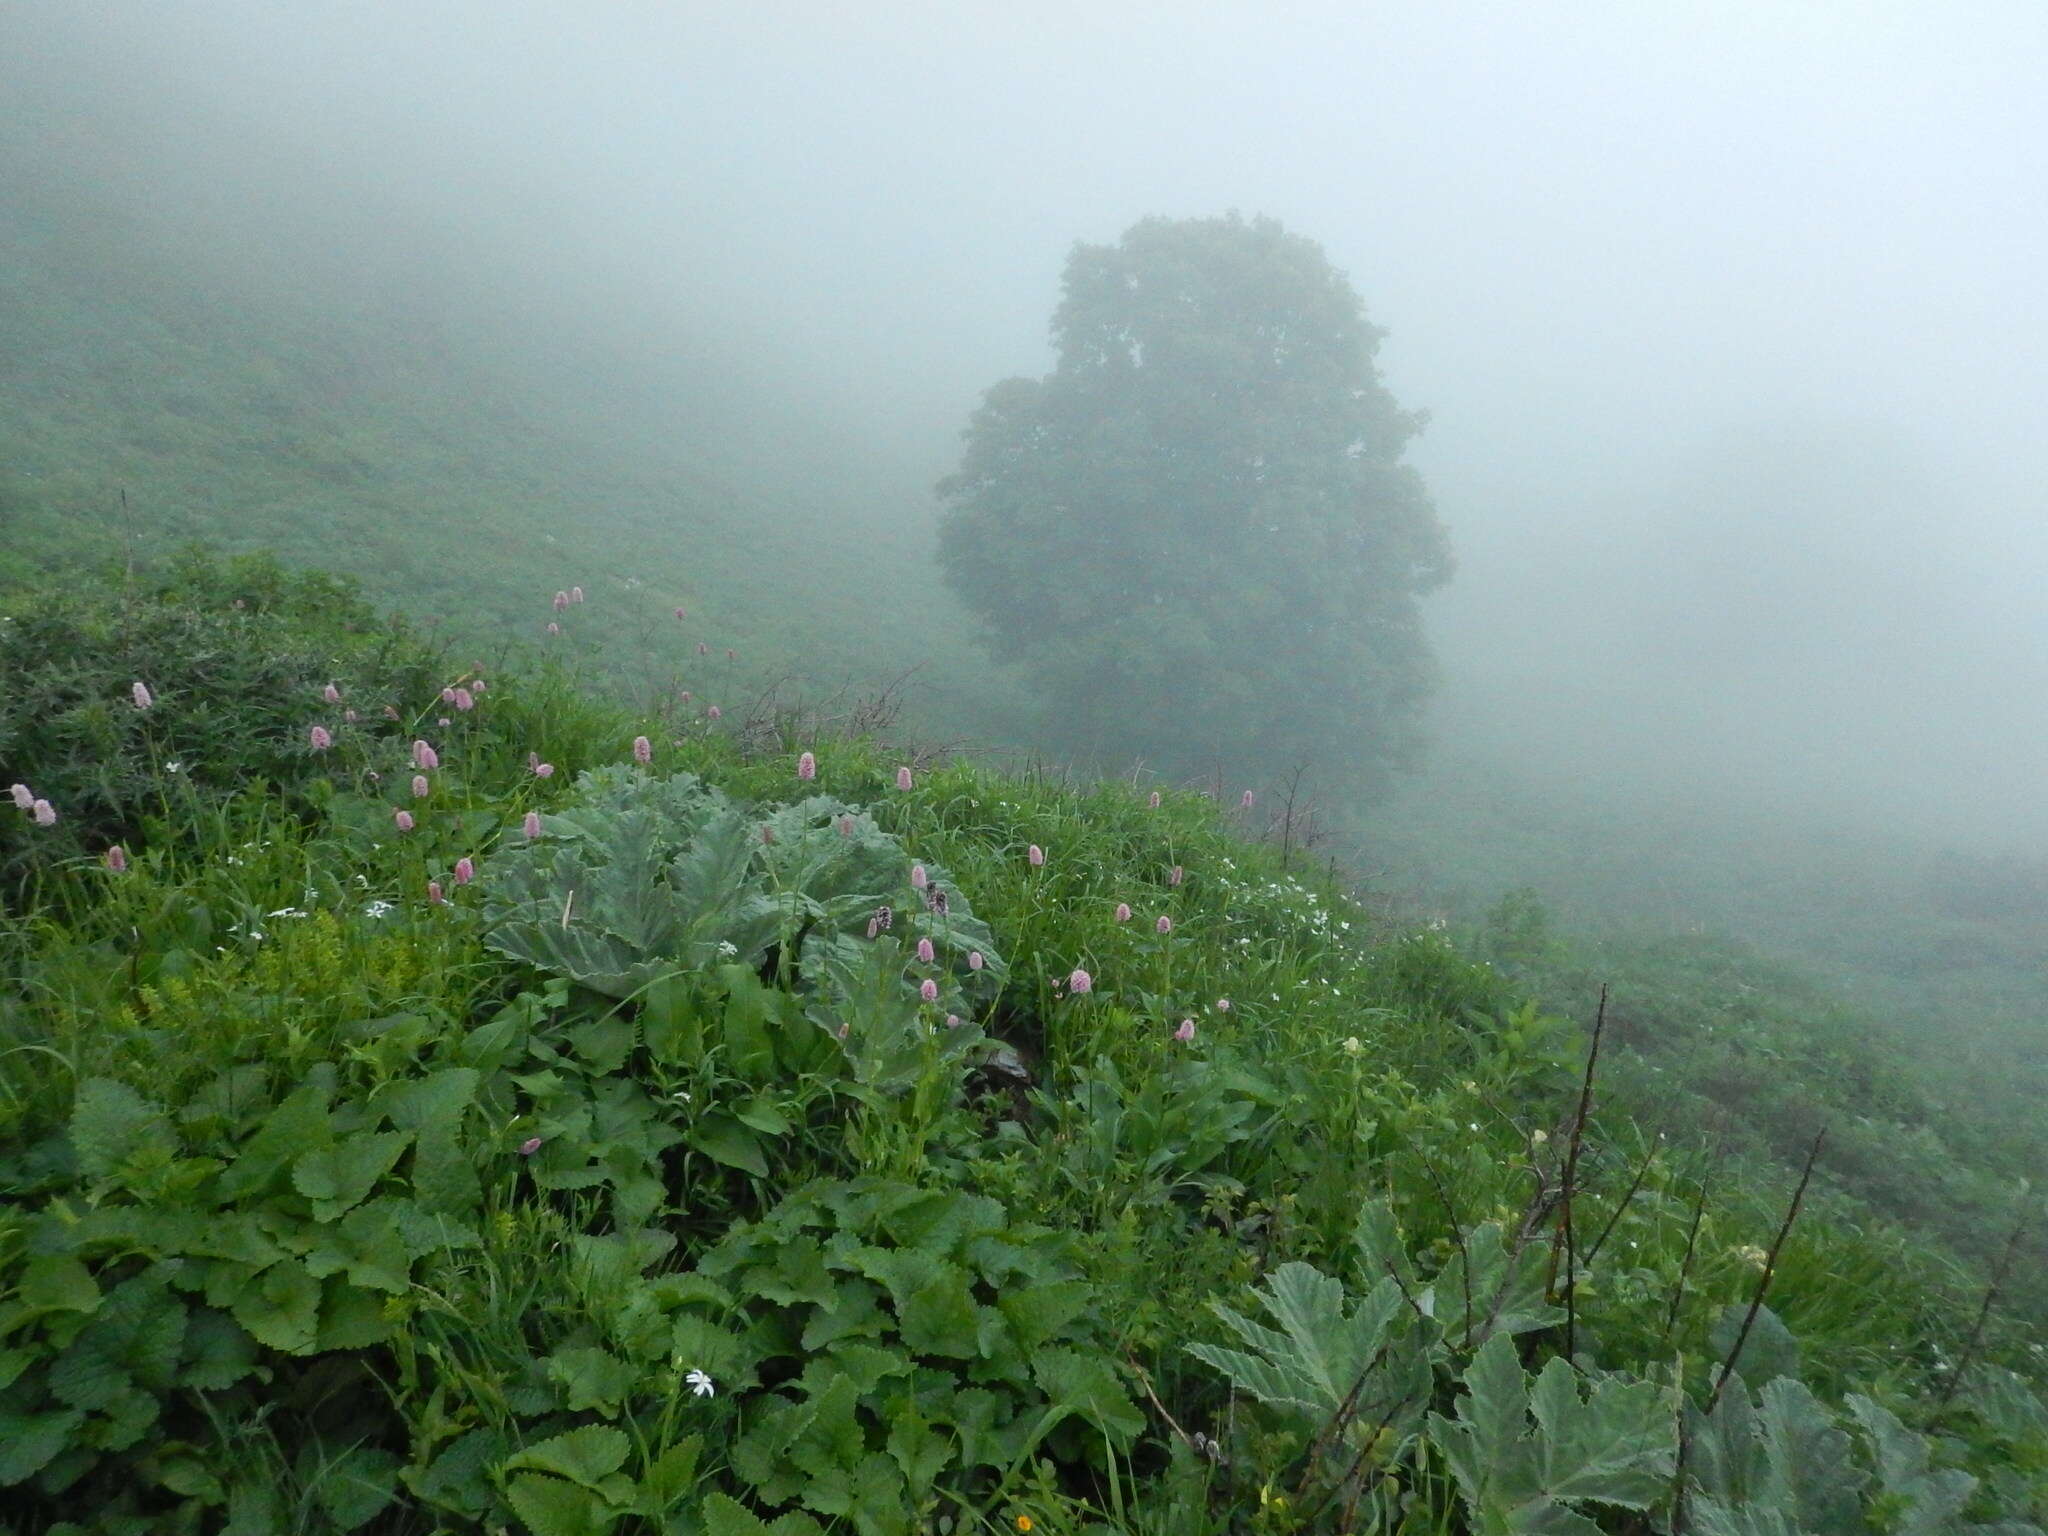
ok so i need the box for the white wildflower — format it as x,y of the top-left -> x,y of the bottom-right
685,1368 -> 715,1398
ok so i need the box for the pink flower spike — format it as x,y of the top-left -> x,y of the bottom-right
344,708 -> 358,723
946,1014 -> 962,1028
427,880 -> 446,904
32,799 -> 56,826
10,784 -> 35,810
441,687 -> 457,704
394,809 -> 415,832
104,845 -> 128,873
570,586 -> 584,604
1174,1019 -> 1197,1043
1169,865 -> 1184,887
674,606 -> 686,620
518,1136 -> 544,1156
919,978 -> 940,1002
553,590 -> 570,611
454,687 -> 475,712
1240,790 -> 1255,809
910,863 -> 928,890
473,678 -> 486,693
1115,903 -> 1132,923
1148,791 -> 1161,808
309,725 -> 333,750
535,761 -> 555,779
412,775 -> 430,799
131,681 -> 153,710
1214,998 -> 1231,1013
413,740 -> 439,771
523,811 -> 542,840
1156,914 -> 1173,935
895,766 -> 914,792
837,815 -> 855,838
1068,968 -> 1092,996
1028,844 -> 1045,867
454,857 -> 475,886
797,751 -> 816,781
706,705 -> 722,720
837,1022 -> 850,1039
323,682 -> 342,704
967,951 -> 984,971
632,735 -> 652,764
438,717 -> 451,727
546,622 -> 561,636
916,937 -> 935,964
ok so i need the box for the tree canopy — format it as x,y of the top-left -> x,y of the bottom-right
937,212 -> 1453,793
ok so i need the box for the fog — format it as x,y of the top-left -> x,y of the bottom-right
8,0 -> 2048,862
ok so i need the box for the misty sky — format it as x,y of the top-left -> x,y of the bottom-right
9,0 -> 2047,848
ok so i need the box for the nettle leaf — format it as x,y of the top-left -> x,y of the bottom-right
546,1345 -> 638,1417
314,1447 -> 401,1532
701,1490 -> 825,1536
504,1473 -> 620,1536
216,1079 -> 335,1202
501,1425 -> 633,1489
46,1269 -> 186,1411
231,1257 -> 323,1354
291,1131 -> 413,1221
70,1078 -> 176,1185
1031,1347 -> 1144,1444
1430,1333 -> 1674,1532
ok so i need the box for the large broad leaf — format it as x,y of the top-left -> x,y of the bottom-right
1685,1375 -> 1866,1536
1431,1333 -> 1674,1534
1187,1260 -> 1436,1445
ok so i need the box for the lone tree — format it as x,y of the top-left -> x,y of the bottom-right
937,212 -> 1452,792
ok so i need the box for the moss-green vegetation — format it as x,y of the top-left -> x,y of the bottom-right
4,556 -> 2044,1532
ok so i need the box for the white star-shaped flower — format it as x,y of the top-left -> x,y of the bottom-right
685,1368 -> 715,1398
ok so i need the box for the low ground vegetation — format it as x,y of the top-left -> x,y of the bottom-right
3,556 -> 2045,1532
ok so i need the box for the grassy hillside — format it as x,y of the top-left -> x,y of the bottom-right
3,554 -> 2045,1532
0,166 -> 1027,745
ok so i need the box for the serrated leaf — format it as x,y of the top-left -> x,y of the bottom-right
70,1079 -> 175,1183
546,1345 -> 638,1417
701,1491 -> 824,1536
47,1270 -> 186,1409
232,1257 -> 322,1354
501,1425 -> 632,1489
689,1114 -> 768,1177
505,1473 -> 618,1536
216,1081 -> 334,1201
291,1131 -> 412,1220
0,1407 -> 85,1485
314,1447 -> 400,1532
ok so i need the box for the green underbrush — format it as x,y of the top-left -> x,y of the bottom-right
4,556 -> 2045,1533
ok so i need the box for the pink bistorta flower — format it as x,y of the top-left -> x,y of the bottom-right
632,735 -> 652,764
919,978 -> 939,1002
344,708 -> 358,723
454,857 -> 475,886
1175,1019 -> 1197,1043
916,937 -> 935,964
1149,790 -> 1162,808
441,687 -> 457,704
412,775 -> 430,799
1068,968 -> 1092,995
546,622 -> 561,636
473,678 -> 487,693
535,762 -> 555,778
453,687 -> 474,712
895,766 -> 913,792
438,716 -> 451,727
518,1136 -> 544,1156
570,586 -> 584,604
1156,914 -> 1173,935
32,799 -> 56,826
428,880 -> 445,905
910,863 -> 928,889
674,606 -> 686,620
553,590 -> 570,612
1028,844 -> 1045,867
1115,903 -> 1131,923
1214,998 -> 1231,1012
9,784 -> 33,810
797,751 -> 816,781
131,681 -> 153,710
323,682 -> 342,704
104,845 -> 128,873
413,740 -> 439,771
946,1014 -> 962,1028
967,951 -> 984,971
706,705 -> 722,720
394,809 -> 415,832
309,725 -> 333,750
1169,865 -> 1184,887
523,811 -> 542,840
1240,790 -> 1255,809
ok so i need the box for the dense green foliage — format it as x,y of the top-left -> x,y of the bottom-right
4,561 -> 2044,1533
937,213 -> 1452,788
